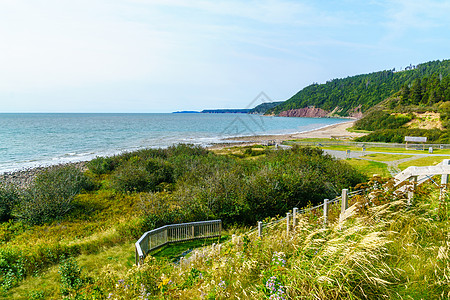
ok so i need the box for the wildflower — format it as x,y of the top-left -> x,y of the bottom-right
158,277 -> 172,289
218,280 -> 226,289
271,252 -> 286,267
265,276 -> 286,300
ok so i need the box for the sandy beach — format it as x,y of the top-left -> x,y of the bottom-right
209,120 -> 366,149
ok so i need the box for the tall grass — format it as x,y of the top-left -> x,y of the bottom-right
83,182 -> 449,299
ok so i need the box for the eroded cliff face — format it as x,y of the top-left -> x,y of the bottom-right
278,107 -> 329,118
347,105 -> 363,119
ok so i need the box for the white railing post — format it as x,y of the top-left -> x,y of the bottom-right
441,159 -> 450,200
407,176 -> 417,205
341,189 -> 348,214
293,207 -> 298,227
286,213 -> 291,235
258,221 -> 263,238
323,199 -> 329,226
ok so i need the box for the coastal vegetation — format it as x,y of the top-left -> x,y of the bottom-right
2,162 -> 447,299
0,144 -> 365,298
101,180 -> 447,299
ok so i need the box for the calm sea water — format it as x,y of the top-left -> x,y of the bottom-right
0,113 -> 347,173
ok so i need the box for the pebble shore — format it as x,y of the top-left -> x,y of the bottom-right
0,162 -> 87,189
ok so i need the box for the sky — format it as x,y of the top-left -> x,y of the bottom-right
1,0 -> 450,113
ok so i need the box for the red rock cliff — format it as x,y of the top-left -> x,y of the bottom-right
278,107 -> 329,118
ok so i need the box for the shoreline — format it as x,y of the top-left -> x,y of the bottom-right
208,120 -> 365,149
0,121 -> 364,186
0,162 -> 87,188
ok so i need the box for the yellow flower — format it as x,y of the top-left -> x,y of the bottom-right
158,278 -> 171,289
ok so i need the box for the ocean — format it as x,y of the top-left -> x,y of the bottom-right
0,113 -> 347,173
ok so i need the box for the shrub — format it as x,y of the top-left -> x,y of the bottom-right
59,257 -> 84,296
110,157 -> 174,193
87,156 -> 115,175
355,110 -> 413,131
16,165 -> 95,225
166,143 -> 209,158
0,184 -> 19,222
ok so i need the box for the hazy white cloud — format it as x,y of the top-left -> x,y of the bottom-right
382,0 -> 450,39
0,0 -> 449,112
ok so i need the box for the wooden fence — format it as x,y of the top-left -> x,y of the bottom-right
255,189 -> 364,237
135,219 -> 222,265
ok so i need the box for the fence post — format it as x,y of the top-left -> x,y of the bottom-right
135,247 -> 138,266
286,213 -> 291,235
258,221 -> 263,238
341,189 -> 348,215
407,176 -> 418,206
441,159 -> 449,200
293,207 -> 298,227
192,225 -> 195,239
323,199 -> 329,226
164,228 -> 168,243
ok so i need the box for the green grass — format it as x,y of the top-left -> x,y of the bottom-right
3,144 -> 448,299
283,138 -> 336,143
86,182 -> 449,299
346,127 -> 372,133
345,158 -> 391,177
285,141 -> 450,155
4,242 -> 137,300
150,236 -> 228,262
398,156 -> 450,170
362,153 -> 413,161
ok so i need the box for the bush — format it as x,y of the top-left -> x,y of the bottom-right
111,157 -> 174,193
87,156 -> 116,175
166,143 -> 209,158
59,257 -> 84,296
0,185 -> 19,222
16,165 -> 95,225
354,110 -> 413,131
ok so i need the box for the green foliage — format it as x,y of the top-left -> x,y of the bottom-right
439,101 -> 450,128
59,257 -> 84,295
0,247 -> 26,293
355,128 -> 448,143
163,145 -> 366,225
110,157 -> 174,193
15,165 -> 95,225
1,144 -> 367,297
269,59 -> 450,116
87,156 -> 116,175
397,73 -> 450,107
354,110 -> 413,131
0,184 -> 19,222
249,101 -> 284,114
90,182 -> 449,299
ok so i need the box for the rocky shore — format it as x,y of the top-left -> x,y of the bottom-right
0,161 -> 87,189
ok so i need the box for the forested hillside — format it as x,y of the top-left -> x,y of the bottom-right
249,101 -> 283,114
268,59 -> 450,117
353,70 -> 450,143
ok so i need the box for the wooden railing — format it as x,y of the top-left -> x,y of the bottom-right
135,219 -> 222,265
254,189 -> 364,237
